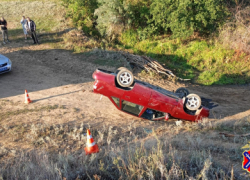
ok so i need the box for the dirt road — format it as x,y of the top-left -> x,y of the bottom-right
1,40 -> 250,130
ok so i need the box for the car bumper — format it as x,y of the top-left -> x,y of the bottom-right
198,107 -> 210,119
0,62 -> 12,74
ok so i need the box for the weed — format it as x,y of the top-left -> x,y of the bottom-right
0,115 -> 244,179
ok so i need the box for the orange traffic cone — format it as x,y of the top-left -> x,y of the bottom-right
84,129 -> 99,155
24,90 -> 32,104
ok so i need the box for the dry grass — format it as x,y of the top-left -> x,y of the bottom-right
0,0 -> 68,41
220,6 -> 250,54
0,100 -> 249,179
0,104 -> 59,121
60,29 -> 98,52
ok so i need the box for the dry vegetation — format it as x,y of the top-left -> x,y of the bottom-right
0,99 -> 250,179
220,6 -> 250,54
0,0 -> 68,41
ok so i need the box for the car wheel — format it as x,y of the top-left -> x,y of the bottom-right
175,87 -> 189,98
115,67 -> 127,74
185,94 -> 201,111
116,68 -> 134,87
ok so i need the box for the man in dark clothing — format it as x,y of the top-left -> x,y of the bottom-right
26,17 -> 39,44
0,17 -> 10,44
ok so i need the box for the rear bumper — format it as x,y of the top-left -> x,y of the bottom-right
198,107 -> 210,119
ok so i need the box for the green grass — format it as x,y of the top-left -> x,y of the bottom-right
63,32 -> 249,85
119,34 -> 250,85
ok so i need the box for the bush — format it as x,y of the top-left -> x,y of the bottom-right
94,0 -> 128,40
120,29 -> 138,47
220,6 -> 250,54
62,0 -> 98,35
149,0 -> 228,38
63,0 -> 230,39
94,0 -> 152,40
124,0 -> 151,29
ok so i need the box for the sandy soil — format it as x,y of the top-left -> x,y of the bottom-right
0,40 -> 250,130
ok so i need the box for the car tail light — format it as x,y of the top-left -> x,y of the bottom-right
165,113 -> 169,121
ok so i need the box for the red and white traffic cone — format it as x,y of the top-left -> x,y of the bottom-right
24,90 -> 32,104
84,129 -> 99,155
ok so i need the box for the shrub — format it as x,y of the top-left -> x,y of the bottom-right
220,6 -> 250,54
63,0 -> 231,39
149,0 -> 228,38
124,0 -> 152,29
62,0 -> 98,35
94,0 -> 129,40
120,29 -> 138,47
94,0 -> 152,40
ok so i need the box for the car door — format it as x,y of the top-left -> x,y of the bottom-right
148,91 -> 178,114
120,83 -> 151,117
122,83 -> 151,106
109,88 -> 124,110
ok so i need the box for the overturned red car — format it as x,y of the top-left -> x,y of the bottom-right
92,68 -> 209,122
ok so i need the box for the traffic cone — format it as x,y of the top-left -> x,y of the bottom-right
24,90 -> 32,104
84,129 -> 99,155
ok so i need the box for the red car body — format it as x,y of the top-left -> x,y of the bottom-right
92,69 -> 209,122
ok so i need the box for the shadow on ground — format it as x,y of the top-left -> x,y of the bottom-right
4,28 -> 75,48
0,48 -> 120,98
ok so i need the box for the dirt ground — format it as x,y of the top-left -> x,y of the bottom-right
1,35 -> 250,179
1,39 -> 250,129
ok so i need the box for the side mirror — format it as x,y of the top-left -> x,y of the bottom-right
165,113 -> 169,121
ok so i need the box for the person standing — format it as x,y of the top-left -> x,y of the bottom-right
26,17 -> 39,44
20,16 -> 28,40
0,17 -> 10,44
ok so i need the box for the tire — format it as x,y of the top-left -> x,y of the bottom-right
175,87 -> 189,98
185,94 -> 201,111
115,67 -> 127,74
116,68 -> 134,87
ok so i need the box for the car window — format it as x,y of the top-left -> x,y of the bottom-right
121,100 -> 143,116
141,108 -> 166,120
111,97 -> 120,108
